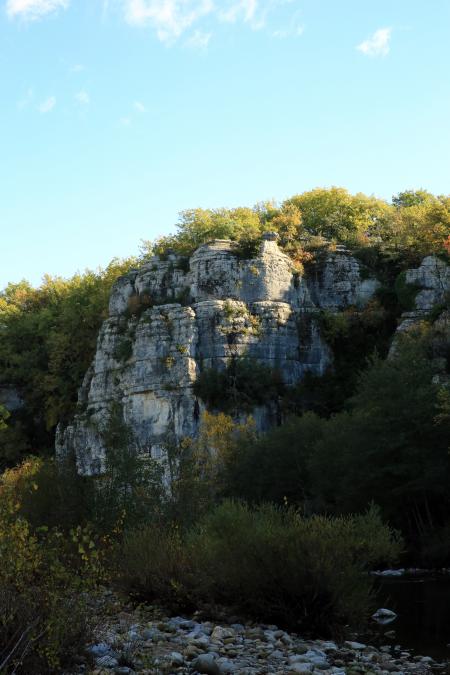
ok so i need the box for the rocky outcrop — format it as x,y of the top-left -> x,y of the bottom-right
56,235 -> 382,475
406,255 -> 450,312
306,245 -> 380,310
390,256 -> 450,357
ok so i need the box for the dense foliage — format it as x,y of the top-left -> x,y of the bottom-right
119,501 -> 401,635
0,258 -> 136,466
0,459 -> 105,673
142,187 -> 450,261
193,358 -> 285,413
220,324 -> 450,561
1,187 -> 449,469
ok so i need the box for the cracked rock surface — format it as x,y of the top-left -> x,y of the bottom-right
57,237 -> 382,475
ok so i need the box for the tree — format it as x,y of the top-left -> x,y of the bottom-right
0,257 -> 137,465
145,206 -> 264,258
392,189 -> 435,208
267,203 -> 303,246
309,328 -> 450,542
389,200 -> 450,257
284,187 -> 391,243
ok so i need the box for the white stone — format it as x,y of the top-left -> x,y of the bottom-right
344,640 -> 367,650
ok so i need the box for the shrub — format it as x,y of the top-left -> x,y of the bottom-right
87,403 -> 167,533
220,412 -> 323,506
118,501 -> 401,635
193,358 -> 284,413
113,337 -> 133,362
14,404 -> 167,539
118,523 -> 196,609
0,460 -> 96,673
394,270 -> 421,310
189,502 -> 401,634
16,456 -> 95,532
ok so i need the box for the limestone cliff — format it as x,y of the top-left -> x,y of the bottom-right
55,235 -> 393,475
390,256 -> 450,356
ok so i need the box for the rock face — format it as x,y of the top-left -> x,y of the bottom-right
390,256 -> 450,356
56,235 -> 381,475
406,255 -> 450,312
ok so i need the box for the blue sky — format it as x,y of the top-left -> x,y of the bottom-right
1,0 -> 449,288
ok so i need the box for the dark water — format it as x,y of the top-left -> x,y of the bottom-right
376,575 -> 450,661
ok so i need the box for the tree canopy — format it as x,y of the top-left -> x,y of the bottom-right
141,187 -> 450,261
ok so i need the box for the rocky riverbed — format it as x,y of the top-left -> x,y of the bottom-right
70,593 -> 449,675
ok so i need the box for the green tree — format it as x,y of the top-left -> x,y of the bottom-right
0,258 -> 136,465
392,189 -> 436,208
285,187 -> 391,243
309,330 -> 450,543
389,199 -> 450,257
143,206 -> 264,258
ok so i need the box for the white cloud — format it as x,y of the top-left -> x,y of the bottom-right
111,0 -> 307,44
38,96 -> 56,113
133,100 -> 146,112
219,0 -> 287,31
119,116 -> 132,126
185,28 -> 210,49
6,0 -> 69,20
357,27 -> 392,57
75,90 -> 90,105
123,0 -> 213,42
121,0 -> 283,41
219,0 -> 257,25
70,64 -> 85,73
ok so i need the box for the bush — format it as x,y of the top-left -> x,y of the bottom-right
308,336 -> 450,548
394,270 -> 421,310
113,337 -> 133,362
193,358 -> 284,413
0,460 -> 96,673
92,403 -> 167,533
17,456 -> 96,531
118,523 -> 196,609
118,501 -> 401,635
220,412 -> 323,506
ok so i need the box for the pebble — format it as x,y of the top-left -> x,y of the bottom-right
79,592 -> 442,675
89,642 -> 111,657
170,651 -> 184,666
288,664 -> 314,674
344,640 -> 367,650
190,652 -> 222,674
95,654 -> 119,668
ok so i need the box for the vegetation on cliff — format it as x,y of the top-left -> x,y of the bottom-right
0,187 -> 449,671
1,187 -> 448,468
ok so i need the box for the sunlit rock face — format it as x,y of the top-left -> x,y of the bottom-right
405,256 -> 450,312
306,246 -> 380,311
390,256 -> 450,357
56,234 -> 380,475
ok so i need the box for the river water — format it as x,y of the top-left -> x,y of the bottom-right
376,574 -> 450,661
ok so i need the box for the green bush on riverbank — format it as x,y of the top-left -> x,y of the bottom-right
119,501 -> 401,635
